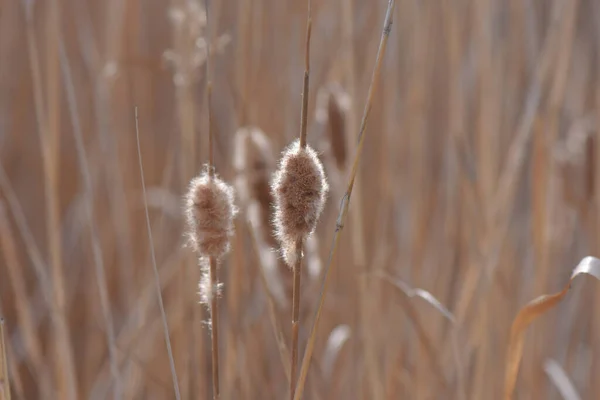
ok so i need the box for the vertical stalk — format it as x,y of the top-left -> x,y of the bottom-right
290,240 -> 303,398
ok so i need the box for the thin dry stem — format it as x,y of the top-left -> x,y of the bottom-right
291,0 -> 312,393
135,107 -> 181,400
23,2 -> 78,398
290,239 -> 303,399
299,0 -> 312,149
0,202 -> 50,393
248,223 -> 292,381
59,39 -> 121,398
205,3 -> 220,393
209,256 -> 220,399
208,82 -> 215,177
0,318 -> 10,400
293,2 -> 396,399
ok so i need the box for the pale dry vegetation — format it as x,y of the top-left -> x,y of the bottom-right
2,0 -> 600,399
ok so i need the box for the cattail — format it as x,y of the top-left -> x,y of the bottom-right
184,168 -> 236,400
315,83 -> 351,170
271,138 -> 328,399
234,127 -> 276,231
185,170 -> 237,266
274,2 -> 328,397
234,127 -> 324,311
233,127 -> 288,305
272,139 -> 328,267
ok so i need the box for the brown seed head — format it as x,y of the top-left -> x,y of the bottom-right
271,140 -> 328,266
233,127 -> 275,207
185,170 -> 237,259
316,83 -> 351,170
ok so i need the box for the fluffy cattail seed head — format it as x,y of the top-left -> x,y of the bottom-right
185,170 -> 237,259
272,140 -> 328,266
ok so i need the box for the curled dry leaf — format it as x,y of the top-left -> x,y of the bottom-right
374,271 -> 456,323
504,256 -> 600,400
372,271 -> 456,391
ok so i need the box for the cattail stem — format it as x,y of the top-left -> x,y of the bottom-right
293,0 -> 311,391
290,239 -> 303,399
299,1 -> 312,149
208,83 -> 214,178
209,256 -> 220,400
293,2 -> 396,399
205,2 -> 219,396
0,318 -> 10,400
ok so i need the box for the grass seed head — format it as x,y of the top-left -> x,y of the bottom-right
185,169 -> 237,259
271,140 -> 328,266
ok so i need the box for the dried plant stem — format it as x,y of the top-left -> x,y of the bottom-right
299,1 -> 312,149
209,256 -> 220,399
208,83 -> 215,175
22,2 -> 78,398
248,223 -> 292,381
290,1 -> 312,396
290,239 -> 303,398
205,5 -> 220,393
135,108 -> 182,400
59,39 -> 121,399
0,203 -> 50,394
0,318 -> 10,400
293,2 -> 395,399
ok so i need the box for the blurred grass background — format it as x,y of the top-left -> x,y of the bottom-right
1,0 -> 600,398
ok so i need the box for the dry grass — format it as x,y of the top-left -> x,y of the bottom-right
3,0 -> 600,399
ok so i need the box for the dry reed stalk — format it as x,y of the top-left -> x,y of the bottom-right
470,0 -> 503,394
208,253 -> 220,399
290,238 -> 303,399
168,3 -> 203,396
338,0 -> 366,393
270,2 -> 321,397
71,4 -> 138,390
0,318 -> 10,400
0,203 -> 51,394
223,219 -> 244,399
135,108 -> 182,400
443,0 -> 567,372
528,2 -> 578,397
59,38 -> 122,398
0,164 -> 53,303
247,222 -> 292,382
88,248 -> 187,398
235,0 -> 253,125
293,2 -> 396,399
22,2 -> 78,398
404,3 -> 435,397
184,72 -> 237,400
206,6 -> 222,395
593,29 -> 600,400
